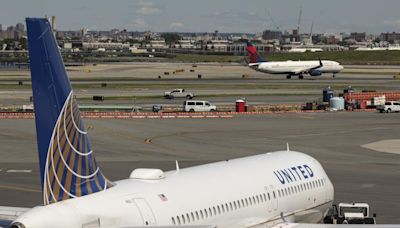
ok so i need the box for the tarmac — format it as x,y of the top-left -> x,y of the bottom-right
0,112 -> 400,223
1,62 -> 400,108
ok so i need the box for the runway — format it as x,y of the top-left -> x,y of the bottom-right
1,63 -> 400,108
0,112 -> 399,223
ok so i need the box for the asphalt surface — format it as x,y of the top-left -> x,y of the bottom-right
0,112 -> 399,223
1,63 -> 400,107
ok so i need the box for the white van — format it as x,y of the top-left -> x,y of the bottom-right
184,100 -> 217,112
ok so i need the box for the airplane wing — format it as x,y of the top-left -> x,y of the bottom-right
272,223 -> 400,228
0,206 -> 30,227
248,63 -> 262,67
292,59 -> 323,75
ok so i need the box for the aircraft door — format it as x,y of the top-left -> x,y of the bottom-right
133,198 -> 157,225
265,185 -> 278,213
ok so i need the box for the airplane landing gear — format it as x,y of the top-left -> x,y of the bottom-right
333,74 -> 336,78
286,75 -> 292,79
299,74 -> 304,79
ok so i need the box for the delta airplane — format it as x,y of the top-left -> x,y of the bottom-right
0,18 -> 396,228
246,42 -> 344,79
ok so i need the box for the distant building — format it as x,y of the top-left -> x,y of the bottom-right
350,32 -> 366,42
82,42 -> 130,50
0,23 -> 26,39
206,39 -> 229,52
16,23 -> 24,32
380,32 -> 400,44
262,30 -> 282,41
15,23 -> 25,39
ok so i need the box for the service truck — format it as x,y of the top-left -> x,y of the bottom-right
324,203 -> 376,224
164,89 -> 196,99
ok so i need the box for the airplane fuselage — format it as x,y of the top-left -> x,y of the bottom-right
252,60 -> 344,76
13,151 -> 334,228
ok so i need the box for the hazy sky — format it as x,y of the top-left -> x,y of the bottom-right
1,0 -> 400,34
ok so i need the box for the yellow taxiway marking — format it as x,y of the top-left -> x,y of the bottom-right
0,184 -> 41,193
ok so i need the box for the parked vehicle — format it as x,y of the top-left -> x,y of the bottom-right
164,89 -> 195,99
183,100 -> 216,112
324,203 -> 376,224
376,101 -> 400,113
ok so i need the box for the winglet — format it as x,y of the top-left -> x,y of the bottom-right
175,160 -> 180,174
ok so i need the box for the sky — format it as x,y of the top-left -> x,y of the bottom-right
1,0 -> 400,34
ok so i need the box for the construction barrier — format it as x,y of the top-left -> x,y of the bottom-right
344,92 -> 400,102
0,109 -> 378,120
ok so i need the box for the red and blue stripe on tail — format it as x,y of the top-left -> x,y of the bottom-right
246,41 -> 267,64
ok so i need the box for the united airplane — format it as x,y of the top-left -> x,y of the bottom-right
0,18 -> 397,228
246,41 -> 344,79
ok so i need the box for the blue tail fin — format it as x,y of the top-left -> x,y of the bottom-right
26,18 -> 112,205
246,41 -> 267,63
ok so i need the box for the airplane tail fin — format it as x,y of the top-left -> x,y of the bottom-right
26,18 -> 113,205
246,40 -> 267,64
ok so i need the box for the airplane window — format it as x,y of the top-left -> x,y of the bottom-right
312,181 -> 316,188
196,211 -> 199,220
234,201 -> 237,210
172,217 -> 176,225
200,210 -> 204,219
268,192 -> 271,200
191,212 -> 195,221
217,206 -> 221,214
225,203 -> 229,212
252,196 -> 256,205
177,216 -> 181,225
256,195 -> 260,204
291,186 -> 294,194
241,199 -> 245,207
278,190 -> 281,198
181,215 -> 186,224
213,207 -> 216,215
285,188 -> 288,196
263,193 -> 267,201
186,214 -> 190,223
204,209 -> 208,218
245,198 -> 249,207
209,208 -> 212,217
273,191 -> 276,199
229,202 -> 233,211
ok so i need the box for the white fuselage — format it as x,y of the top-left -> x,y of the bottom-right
13,151 -> 334,228
254,60 -> 343,75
